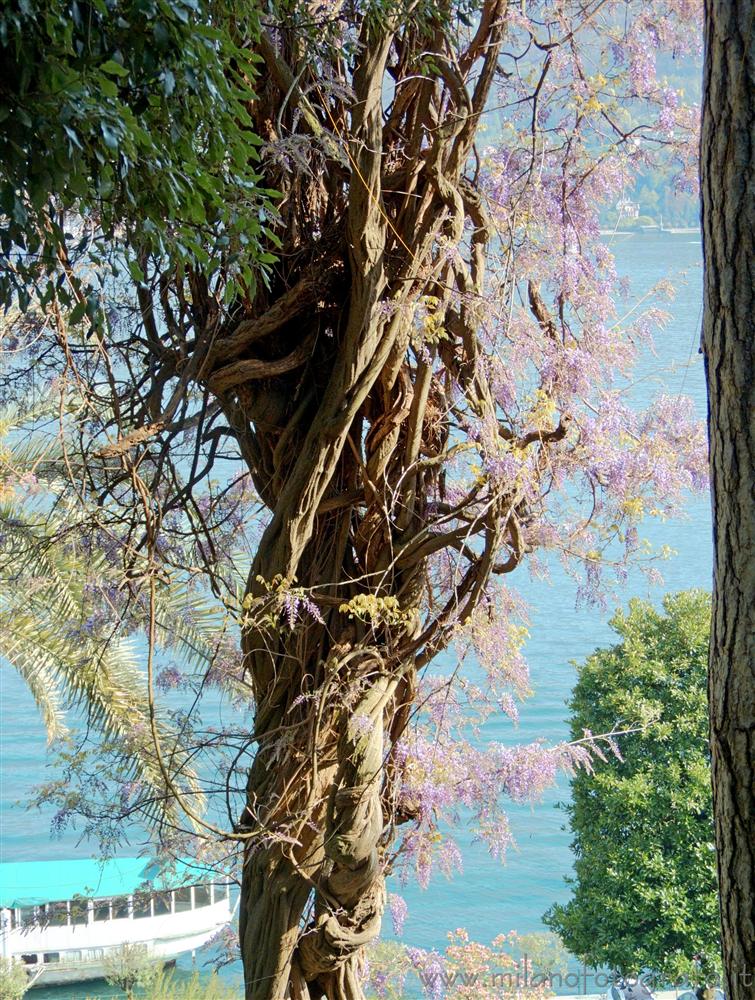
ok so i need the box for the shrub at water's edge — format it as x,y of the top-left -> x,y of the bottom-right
0,956 -> 29,1000
97,955 -> 242,998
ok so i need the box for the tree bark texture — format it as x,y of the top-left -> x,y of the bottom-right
228,8 -> 514,996
701,2 -> 755,996
207,0 -> 545,990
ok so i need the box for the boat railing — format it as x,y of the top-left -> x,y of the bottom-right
5,881 -> 231,935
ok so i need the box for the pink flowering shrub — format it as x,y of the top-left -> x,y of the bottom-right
367,931 -> 560,999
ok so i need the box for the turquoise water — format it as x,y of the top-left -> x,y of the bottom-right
0,231 -> 709,995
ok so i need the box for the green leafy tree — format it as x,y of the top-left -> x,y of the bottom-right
103,942 -> 162,999
513,933 -> 570,982
0,0 -> 273,311
545,591 -> 720,985
0,957 -> 29,1000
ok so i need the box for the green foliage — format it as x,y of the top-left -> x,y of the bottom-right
513,932 -> 570,980
544,591 -> 720,983
89,965 -> 241,999
0,958 -> 29,1000
365,940 -> 413,1000
103,943 -> 162,998
0,0 -> 274,311
139,968 -> 241,998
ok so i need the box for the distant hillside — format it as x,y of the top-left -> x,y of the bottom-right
601,50 -> 702,230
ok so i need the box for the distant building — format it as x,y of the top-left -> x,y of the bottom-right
616,196 -> 640,220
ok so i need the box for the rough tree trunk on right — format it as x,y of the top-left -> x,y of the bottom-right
701,2 -> 755,996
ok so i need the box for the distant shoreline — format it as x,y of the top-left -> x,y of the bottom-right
599,226 -> 700,236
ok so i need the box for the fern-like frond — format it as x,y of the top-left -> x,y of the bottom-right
1,628 -> 69,742
0,411 -> 227,830
0,606 -> 206,824
0,526 -> 207,827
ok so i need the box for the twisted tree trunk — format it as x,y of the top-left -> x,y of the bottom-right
223,9 -> 512,996
98,3 -> 595,995
701,2 -> 755,996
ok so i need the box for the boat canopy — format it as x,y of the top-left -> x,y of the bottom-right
0,857 -> 223,909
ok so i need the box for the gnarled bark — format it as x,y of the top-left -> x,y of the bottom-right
701,1 -> 755,995
226,10 -> 515,997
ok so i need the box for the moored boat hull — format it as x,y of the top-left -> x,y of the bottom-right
25,924 -> 227,986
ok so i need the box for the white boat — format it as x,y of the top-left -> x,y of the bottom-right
0,857 -> 233,987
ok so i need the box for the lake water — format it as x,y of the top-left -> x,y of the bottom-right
0,231 -> 710,996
